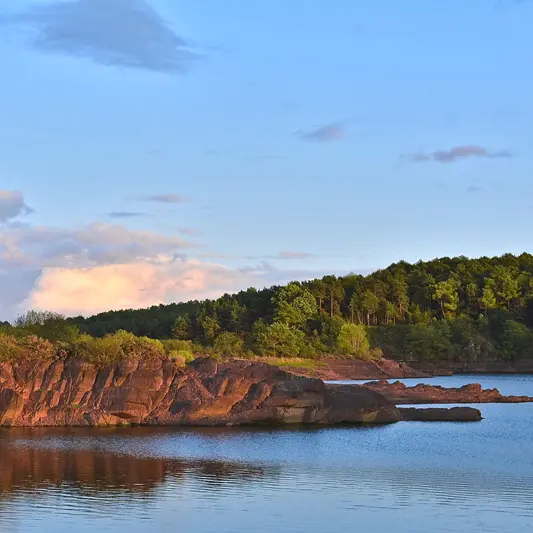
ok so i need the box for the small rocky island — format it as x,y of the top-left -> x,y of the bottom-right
0,357 -> 503,427
360,380 -> 533,404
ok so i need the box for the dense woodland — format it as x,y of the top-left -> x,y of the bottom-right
3,253 -> 533,365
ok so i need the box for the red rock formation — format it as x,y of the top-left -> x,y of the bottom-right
360,380 -> 533,404
0,357 -> 402,427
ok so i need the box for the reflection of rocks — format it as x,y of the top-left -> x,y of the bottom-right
0,435 -> 271,498
0,357 -> 401,427
360,380 -> 533,404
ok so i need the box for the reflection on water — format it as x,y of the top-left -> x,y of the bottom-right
0,433 -> 273,499
0,375 -> 532,533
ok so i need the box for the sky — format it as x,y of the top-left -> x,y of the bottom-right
0,0 -> 532,320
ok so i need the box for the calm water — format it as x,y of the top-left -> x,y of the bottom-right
1,375 -> 532,533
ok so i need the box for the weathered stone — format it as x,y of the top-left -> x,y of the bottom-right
359,380 -> 533,404
0,357 -> 402,427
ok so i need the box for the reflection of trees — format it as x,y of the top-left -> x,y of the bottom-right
0,431 -> 275,501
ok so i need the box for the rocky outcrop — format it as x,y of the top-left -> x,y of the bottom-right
282,358 -> 429,381
360,380 -> 533,404
399,407 -> 482,422
0,357 -> 403,427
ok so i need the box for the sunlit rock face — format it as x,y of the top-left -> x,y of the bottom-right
0,357 -> 401,427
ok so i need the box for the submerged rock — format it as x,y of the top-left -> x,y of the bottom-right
0,357 -> 402,427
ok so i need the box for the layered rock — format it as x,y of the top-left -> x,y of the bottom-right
360,380 -> 533,404
0,357 -> 402,427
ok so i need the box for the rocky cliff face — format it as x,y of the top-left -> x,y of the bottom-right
0,357 -> 402,427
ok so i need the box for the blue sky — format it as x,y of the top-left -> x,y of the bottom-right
0,0 -> 532,318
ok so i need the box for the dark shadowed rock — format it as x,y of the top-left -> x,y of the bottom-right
0,357 -> 402,427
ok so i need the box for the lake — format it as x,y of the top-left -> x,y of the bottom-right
0,374 -> 532,532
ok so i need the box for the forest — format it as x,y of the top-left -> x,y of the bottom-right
3,253 -> 533,365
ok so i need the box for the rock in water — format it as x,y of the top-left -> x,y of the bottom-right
0,357 -> 402,427
360,380 -> 533,404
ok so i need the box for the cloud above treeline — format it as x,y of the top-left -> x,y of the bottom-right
6,0 -> 203,74
407,145 -> 511,163
0,191 -> 320,319
295,123 -> 345,143
0,191 -> 33,222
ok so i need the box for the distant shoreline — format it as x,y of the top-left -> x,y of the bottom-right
274,357 -> 533,380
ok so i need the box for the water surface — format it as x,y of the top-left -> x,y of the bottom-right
1,374 -> 532,532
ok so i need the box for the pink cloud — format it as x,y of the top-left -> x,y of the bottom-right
25,259 -> 263,316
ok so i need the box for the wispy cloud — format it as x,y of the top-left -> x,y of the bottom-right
295,122 -> 345,143
143,194 -> 189,204
406,145 -> 511,163
0,191 -> 33,222
245,251 -> 314,261
7,0 -> 203,74
177,226 -> 203,237
108,211 -> 147,219
275,250 -> 314,260
467,185 -> 483,193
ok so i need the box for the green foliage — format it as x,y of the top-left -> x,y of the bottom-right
254,322 -> 305,357
13,310 -> 80,343
70,330 -> 165,365
405,322 -> 454,362
272,282 -> 317,328
336,323 -> 370,358
433,277 -> 460,319
172,314 -> 192,340
0,334 -> 56,362
161,339 -> 195,364
500,320 -> 533,361
213,332 -> 245,357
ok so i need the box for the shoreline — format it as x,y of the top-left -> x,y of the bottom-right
0,356 -> 489,427
277,357 -> 533,381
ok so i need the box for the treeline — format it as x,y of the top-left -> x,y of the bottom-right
2,254 -> 533,363
60,253 -> 533,363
